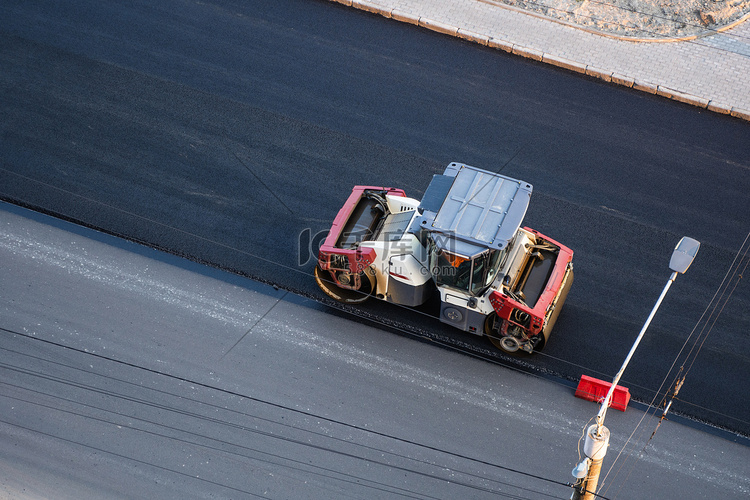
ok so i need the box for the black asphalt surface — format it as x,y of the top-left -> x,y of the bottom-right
1,0 -> 749,435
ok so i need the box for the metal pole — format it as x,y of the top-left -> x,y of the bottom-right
571,237 -> 699,500
595,271 -> 679,435
572,271 -> 680,500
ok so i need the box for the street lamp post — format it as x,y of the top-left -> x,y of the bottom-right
571,237 -> 700,500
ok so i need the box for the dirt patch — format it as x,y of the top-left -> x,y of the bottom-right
485,0 -> 750,38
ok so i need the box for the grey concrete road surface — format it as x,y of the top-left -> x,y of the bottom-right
1,0 -> 749,437
1,202 -> 749,498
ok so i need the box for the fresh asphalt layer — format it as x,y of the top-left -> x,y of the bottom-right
1,0 -> 749,438
1,201 -> 748,499
332,0 -> 750,121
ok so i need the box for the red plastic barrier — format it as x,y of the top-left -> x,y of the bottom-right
575,375 -> 630,412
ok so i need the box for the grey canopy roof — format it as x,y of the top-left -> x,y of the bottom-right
418,163 -> 532,254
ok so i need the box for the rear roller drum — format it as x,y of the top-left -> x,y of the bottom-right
314,265 -> 375,304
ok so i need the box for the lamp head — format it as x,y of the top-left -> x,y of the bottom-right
669,237 -> 700,274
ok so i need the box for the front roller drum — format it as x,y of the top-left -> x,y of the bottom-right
484,313 -> 541,355
314,264 -> 376,304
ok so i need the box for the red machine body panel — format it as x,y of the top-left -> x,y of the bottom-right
318,186 -> 406,274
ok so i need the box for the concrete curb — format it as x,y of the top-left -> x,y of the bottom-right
328,0 -> 750,123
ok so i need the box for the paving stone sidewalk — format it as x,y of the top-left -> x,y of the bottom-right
332,0 -> 750,121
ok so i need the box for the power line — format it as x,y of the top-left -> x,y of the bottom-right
596,231 -> 750,499
3,179 -> 748,499
0,325 -> 571,499
0,416 -> 271,499
679,233 -> 750,380
0,169 -> 599,384
1,167 -> 747,429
